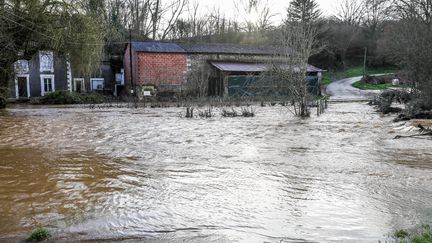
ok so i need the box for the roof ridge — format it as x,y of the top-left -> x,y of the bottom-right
131,41 -> 282,55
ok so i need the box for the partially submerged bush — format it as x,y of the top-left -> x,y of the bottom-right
41,91 -> 105,105
370,90 -> 411,114
27,228 -> 50,242
393,96 -> 432,121
185,107 -> 194,118
241,107 -> 255,117
198,107 -> 213,118
221,108 -> 238,117
221,107 -> 255,118
393,225 -> 432,243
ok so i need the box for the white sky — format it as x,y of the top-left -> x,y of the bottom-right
195,0 -> 340,24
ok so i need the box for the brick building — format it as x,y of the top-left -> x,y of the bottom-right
124,42 -> 188,92
124,42 -> 323,97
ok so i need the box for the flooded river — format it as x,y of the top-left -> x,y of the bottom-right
0,103 -> 431,242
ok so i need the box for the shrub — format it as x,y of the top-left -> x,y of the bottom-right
198,107 -> 213,118
371,90 -> 412,114
185,107 -> 194,118
241,107 -> 255,117
394,225 -> 432,243
41,91 -> 105,105
395,230 -> 409,238
157,90 -> 178,102
362,75 -> 387,85
0,87 -> 7,109
27,228 -> 50,242
221,108 -> 238,117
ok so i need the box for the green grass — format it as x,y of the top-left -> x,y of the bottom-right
352,81 -> 397,90
394,225 -> 432,243
321,66 -> 398,85
27,228 -> 50,242
396,230 -> 410,238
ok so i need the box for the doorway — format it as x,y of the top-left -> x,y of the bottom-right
15,75 -> 30,99
74,78 -> 85,93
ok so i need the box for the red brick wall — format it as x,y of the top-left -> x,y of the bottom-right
136,53 -> 187,86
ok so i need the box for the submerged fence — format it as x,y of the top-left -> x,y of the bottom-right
316,96 -> 329,116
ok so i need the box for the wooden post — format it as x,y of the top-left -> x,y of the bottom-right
129,27 -> 135,97
363,47 -> 368,77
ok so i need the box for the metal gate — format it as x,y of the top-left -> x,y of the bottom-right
227,75 -> 320,97
227,76 -> 260,97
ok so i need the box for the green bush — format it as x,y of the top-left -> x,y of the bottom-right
27,228 -> 50,242
396,230 -> 409,238
394,225 -> 432,243
41,91 -> 105,105
0,87 -> 8,109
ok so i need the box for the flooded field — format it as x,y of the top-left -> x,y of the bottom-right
0,103 -> 431,242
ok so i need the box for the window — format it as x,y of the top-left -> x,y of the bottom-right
40,75 -> 55,96
14,60 -> 29,74
44,78 -> 53,92
91,78 -> 104,91
39,51 -> 54,73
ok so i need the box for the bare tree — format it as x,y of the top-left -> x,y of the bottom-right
186,63 -> 211,98
272,23 -> 320,117
256,5 -> 275,32
159,0 -> 188,40
336,0 -> 365,25
363,0 -> 390,31
382,0 -> 432,109
392,0 -> 432,24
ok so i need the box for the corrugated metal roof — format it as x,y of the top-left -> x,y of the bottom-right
211,62 -> 324,73
131,42 -> 186,53
306,64 -> 324,72
178,43 -> 281,55
211,62 -> 269,72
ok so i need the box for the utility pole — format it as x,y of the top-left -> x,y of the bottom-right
363,47 -> 368,77
129,27 -> 135,96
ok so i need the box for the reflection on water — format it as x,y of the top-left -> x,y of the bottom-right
0,103 -> 431,242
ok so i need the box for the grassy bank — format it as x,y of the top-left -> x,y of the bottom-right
352,81 -> 400,90
393,225 -> 432,243
321,66 -> 398,85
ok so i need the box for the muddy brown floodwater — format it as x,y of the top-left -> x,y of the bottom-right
0,103 -> 432,242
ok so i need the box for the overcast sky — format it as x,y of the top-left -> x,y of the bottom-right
196,0 -> 340,24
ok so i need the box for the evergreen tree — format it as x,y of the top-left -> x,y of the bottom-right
287,0 -> 322,25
